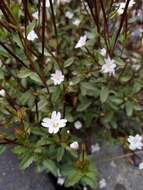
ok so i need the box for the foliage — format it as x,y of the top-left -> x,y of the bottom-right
0,0 -> 142,189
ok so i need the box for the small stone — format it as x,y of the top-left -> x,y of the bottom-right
99,178 -> 107,189
110,161 -> 117,168
139,162 -> 143,170
2,172 -> 6,176
57,177 -> 65,186
91,143 -> 100,153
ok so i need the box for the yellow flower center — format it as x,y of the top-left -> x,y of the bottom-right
53,123 -> 59,128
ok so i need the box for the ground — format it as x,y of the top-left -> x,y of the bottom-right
0,150 -> 55,190
0,145 -> 143,190
96,143 -> 143,190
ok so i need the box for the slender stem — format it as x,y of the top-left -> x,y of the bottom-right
118,60 -> 129,81
99,0 -> 111,55
0,42 -> 29,69
100,150 -> 143,163
111,0 -> 130,54
23,0 -> 28,40
49,0 -> 58,39
81,0 -> 91,19
35,97 -> 39,122
0,138 -> 18,145
109,0 -> 114,12
0,84 -> 20,111
86,0 -> 100,34
1,61 -> 26,90
41,0 -> 46,59
93,0 -> 101,44
0,0 -> 15,24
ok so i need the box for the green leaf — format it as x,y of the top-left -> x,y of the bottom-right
0,145 -> 6,155
37,137 -> 52,146
81,176 -> 97,188
43,160 -> 58,176
19,91 -> 33,105
19,153 -> 34,170
27,21 -> 37,33
0,69 -> 4,79
17,69 -> 32,78
51,87 -> 61,103
0,46 -> 8,57
65,171 -> 82,187
29,73 -> 42,84
110,119 -> 118,129
81,82 -> 96,91
30,127 -> 47,136
84,112 -> 95,127
11,4 -> 20,18
57,147 -> 65,162
13,146 -> 28,155
65,147 -> 78,158
133,82 -> 142,93
100,87 -> 109,103
120,75 -> 131,82
37,97 -> 48,111
64,57 -> 74,68
125,101 -> 134,116
13,34 -> 23,48
110,96 -> 123,105
77,99 -> 91,112
80,82 -> 98,97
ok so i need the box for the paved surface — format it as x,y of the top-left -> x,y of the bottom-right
95,143 -> 143,190
1,145 -> 143,190
0,150 -> 55,190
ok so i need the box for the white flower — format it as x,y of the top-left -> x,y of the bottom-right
70,141 -> 79,150
41,111 -> 67,134
101,57 -> 116,76
83,187 -> 87,190
128,134 -> 143,151
27,30 -> 38,41
116,3 -> 126,15
46,0 -> 50,7
51,70 -> 64,85
74,121 -> 82,130
115,0 -> 136,15
128,0 -> 136,8
81,2 -> 90,13
99,178 -> 107,189
46,0 -> 54,8
139,162 -> 143,170
0,89 -> 5,97
59,0 -> 72,4
32,11 -> 38,20
72,18 -> 80,26
100,48 -> 106,56
65,11 -> 74,19
91,143 -> 100,153
57,177 -> 65,185
75,35 -> 87,48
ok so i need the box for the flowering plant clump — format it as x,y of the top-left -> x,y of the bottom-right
0,0 -> 142,189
